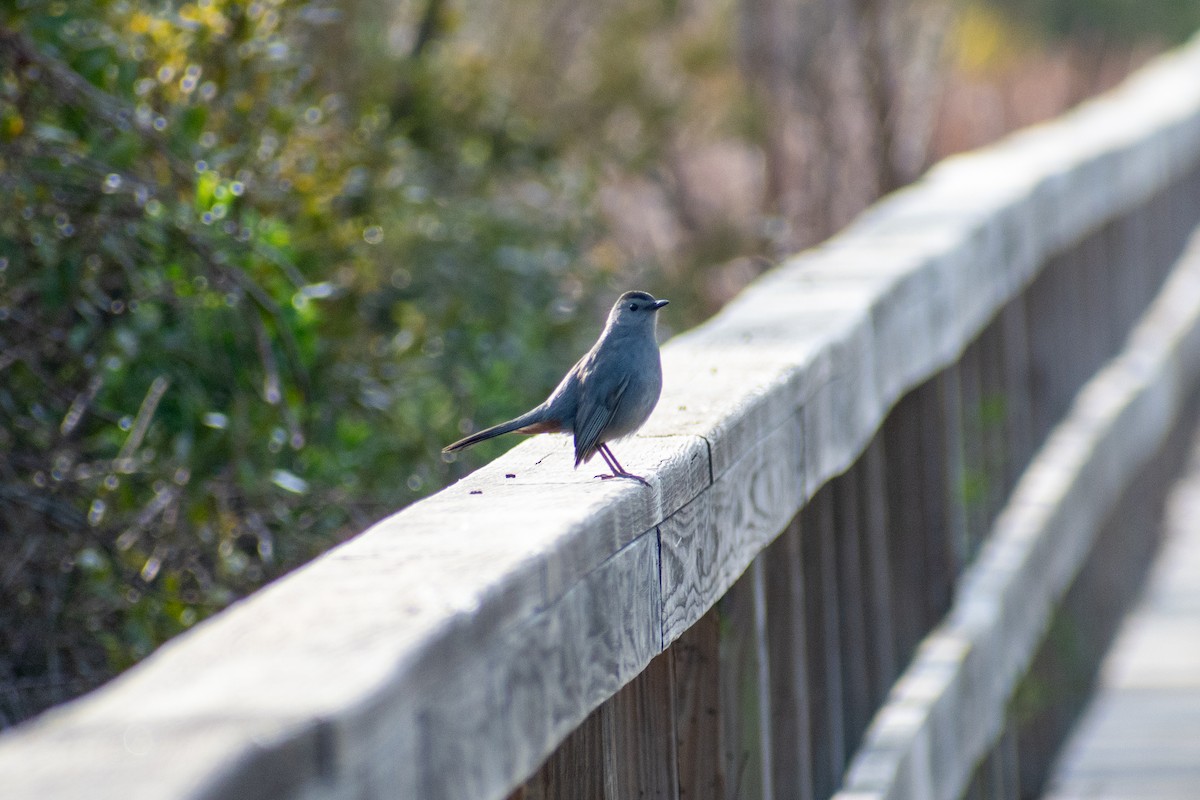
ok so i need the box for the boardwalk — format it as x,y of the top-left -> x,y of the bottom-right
1043,427 -> 1200,799
4,33 -> 1200,800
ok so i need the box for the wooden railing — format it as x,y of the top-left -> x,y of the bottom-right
5,33 -> 1200,800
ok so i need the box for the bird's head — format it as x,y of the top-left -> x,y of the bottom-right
606,291 -> 669,333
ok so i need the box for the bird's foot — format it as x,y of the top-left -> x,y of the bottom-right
595,472 -> 651,488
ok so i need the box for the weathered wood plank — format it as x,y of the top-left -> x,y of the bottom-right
974,321 -> 1007,536
857,435 -> 898,706
957,338 -> 986,555
673,607 -> 725,800
881,388 -> 929,668
717,561 -> 773,800
521,711 -> 605,800
602,649 -> 679,800
763,520 -> 815,800
440,431 -> 711,604
660,416 -> 806,647
1024,248 -> 1073,443
1042,453 -> 1200,800
802,486 -> 845,799
919,372 -> 956,629
1010,382 -> 1191,796
833,467 -> 873,758
836,217 -> 1200,800
938,361 -> 970,578
411,530 -> 662,799
997,296 -> 1034,494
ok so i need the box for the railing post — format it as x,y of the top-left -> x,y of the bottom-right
764,520 -> 815,800
833,467 -> 873,757
673,608 -> 725,800
801,485 -> 844,798
717,559 -> 774,800
856,435 -> 898,705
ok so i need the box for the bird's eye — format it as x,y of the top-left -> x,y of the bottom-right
628,303 -> 637,311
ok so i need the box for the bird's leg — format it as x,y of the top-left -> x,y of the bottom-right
595,443 -> 650,487
595,445 -> 633,482
601,444 -> 629,474
596,444 -> 620,475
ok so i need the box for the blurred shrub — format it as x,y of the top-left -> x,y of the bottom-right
981,0 -> 1200,44
0,0 -> 607,721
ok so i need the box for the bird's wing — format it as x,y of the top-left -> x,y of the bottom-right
573,371 -> 629,467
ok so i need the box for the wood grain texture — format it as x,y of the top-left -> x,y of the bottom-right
716,561 -> 773,800
521,710 -> 606,800
601,649 -> 680,800
435,431 -> 711,605
412,530 -> 662,800
660,416 -> 806,647
672,607 -> 725,800
6,36 -> 1200,800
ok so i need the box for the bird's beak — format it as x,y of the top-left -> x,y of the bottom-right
652,299 -> 670,310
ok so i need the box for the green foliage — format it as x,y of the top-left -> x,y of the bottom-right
0,0 -> 610,715
6,0 -> 1188,726
981,0 -> 1200,45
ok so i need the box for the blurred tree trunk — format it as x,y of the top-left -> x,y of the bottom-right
738,0 -> 954,252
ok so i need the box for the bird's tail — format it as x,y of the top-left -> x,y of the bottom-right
442,407 -> 557,453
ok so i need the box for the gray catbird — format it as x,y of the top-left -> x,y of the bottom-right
443,291 -> 669,485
